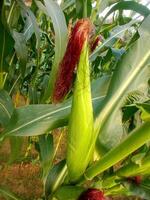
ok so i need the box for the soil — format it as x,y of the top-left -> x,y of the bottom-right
0,139 -> 43,200
0,135 -> 140,200
0,129 -> 68,200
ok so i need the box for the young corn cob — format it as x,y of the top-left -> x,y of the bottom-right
67,39 -> 94,182
52,19 -> 96,182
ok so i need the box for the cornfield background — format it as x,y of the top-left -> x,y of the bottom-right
0,0 -> 150,199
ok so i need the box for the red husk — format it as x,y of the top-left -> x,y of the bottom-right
52,19 -> 94,103
78,188 -> 105,200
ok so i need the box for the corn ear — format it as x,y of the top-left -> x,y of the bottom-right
67,41 -> 94,182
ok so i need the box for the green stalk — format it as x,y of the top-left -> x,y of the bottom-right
79,122 -> 150,182
91,0 -> 101,22
83,0 -> 87,18
0,28 -> 5,89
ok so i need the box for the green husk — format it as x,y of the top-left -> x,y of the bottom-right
67,41 -> 94,182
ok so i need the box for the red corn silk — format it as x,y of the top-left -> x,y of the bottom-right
90,35 -> 103,52
127,176 -> 142,185
78,188 -> 105,200
134,176 -> 142,185
52,18 -> 94,103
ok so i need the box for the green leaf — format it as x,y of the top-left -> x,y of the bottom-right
105,184 -> 128,196
95,16 -> 150,153
45,160 -> 67,198
0,90 -> 14,128
38,134 -> 54,179
103,1 -> 150,22
67,43 -> 94,182
76,0 -> 92,18
0,75 -> 110,138
54,186 -> 84,200
1,101 -> 70,138
102,175 -> 120,189
2,0 -> 20,30
82,121 -> 150,181
28,87 -> 40,104
0,186 -> 22,200
39,0 -> 68,102
116,153 -> 150,177
17,0 -> 41,48
98,0 -> 120,14
126,183 -> 150,200
61,0 -> 75,11
0,20 -> 13,89
136,103 -> 150,121
90,18 -> 139,62
12,31 -> 28,76
8,136 -> 23,164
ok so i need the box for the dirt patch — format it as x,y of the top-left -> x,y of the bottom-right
0,138 -> 42,200
0,163 -> 43,200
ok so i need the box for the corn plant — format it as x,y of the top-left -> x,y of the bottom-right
0,0 -> 150,200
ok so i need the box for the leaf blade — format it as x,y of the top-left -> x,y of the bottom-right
96,16 -> 150,152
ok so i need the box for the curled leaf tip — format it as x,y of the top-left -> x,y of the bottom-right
52,18 -> 94,103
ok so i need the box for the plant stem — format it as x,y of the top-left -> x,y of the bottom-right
83,0 -> 87,18
0,29 -> 5,89
91,0 -> 101,22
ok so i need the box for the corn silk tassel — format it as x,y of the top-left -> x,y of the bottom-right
66,20 -> 94,182
52,19 -> 94,103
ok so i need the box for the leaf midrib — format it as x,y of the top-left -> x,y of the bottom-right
0,101 -> 11,118
6,96 -> 104,135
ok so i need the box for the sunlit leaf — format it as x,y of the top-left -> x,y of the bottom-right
38,0 -> 68,102
103,1 -> 150,22
136,103 -> 150,122
95,16 -> 150,153
83,121 -> 150,180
